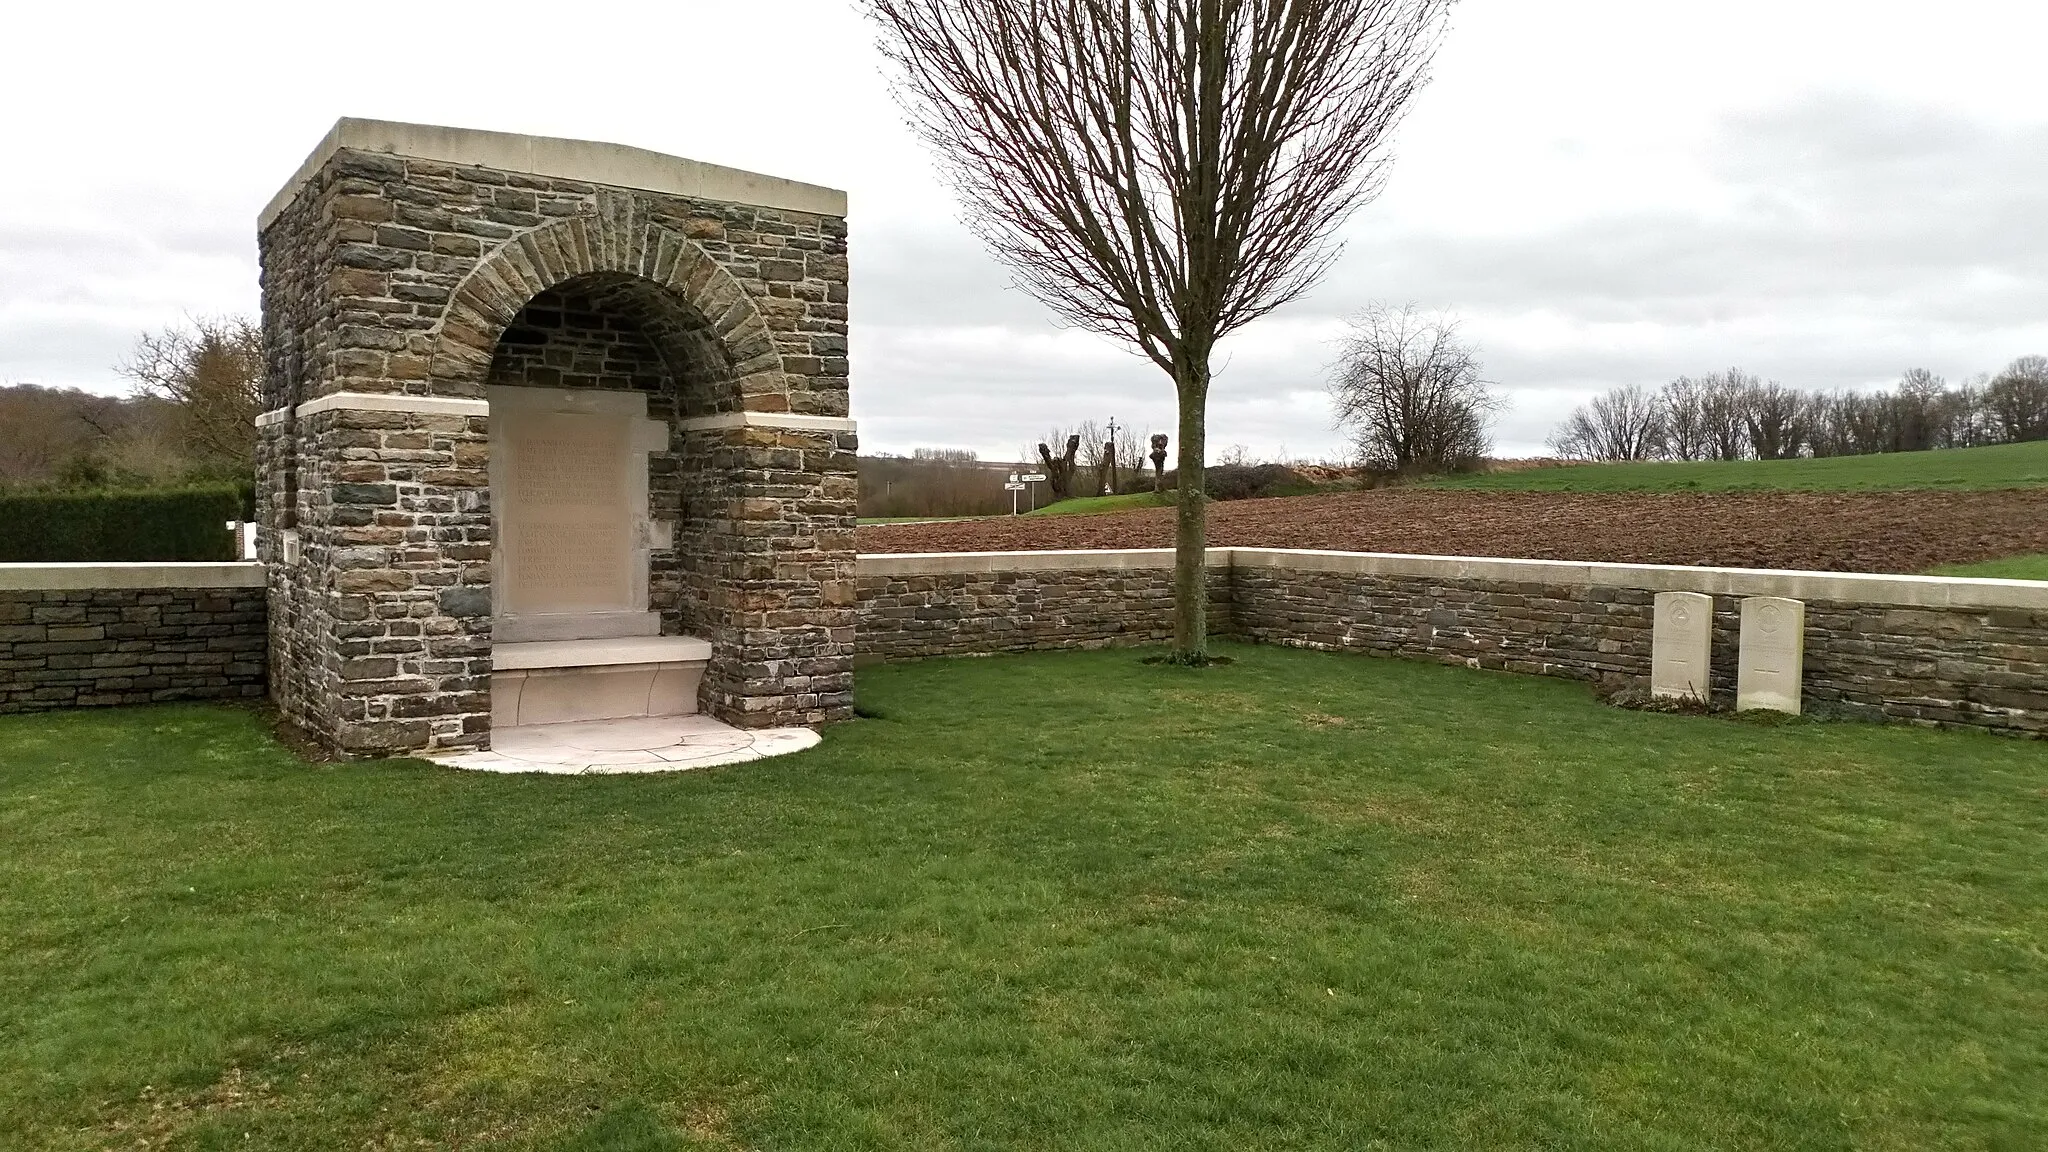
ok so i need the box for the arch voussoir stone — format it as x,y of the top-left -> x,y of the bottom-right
429,213 -> 785,414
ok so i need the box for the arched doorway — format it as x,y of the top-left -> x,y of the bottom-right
484,273 -> 725,726
256,119 -> 856,755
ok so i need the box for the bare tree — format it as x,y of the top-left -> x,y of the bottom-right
119,315 -> 263,478
1328,303 -> 1500,473
1984,355 -> 2048,443
1074,419 -> 1118,495
1113,424 -> 1147,484
1888,367 -> 1948,453
1803,391 -> 1850,457
866,0 -> 1450,661
1744,381 -> 1806,460
1659,376 -> 1714,462
1700,369 -> 1757,461
1549,384 -> 1664,461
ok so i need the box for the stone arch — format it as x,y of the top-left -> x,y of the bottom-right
257,120 -> 854,754
426,202 -> 781,414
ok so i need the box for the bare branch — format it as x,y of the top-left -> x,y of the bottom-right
1328,302 -> 1499,473
865,0 -> 1449,657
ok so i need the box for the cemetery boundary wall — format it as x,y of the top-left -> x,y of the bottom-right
3,551 -> 2042,737
0,564 -> 267,714
857,548 -> 2048,737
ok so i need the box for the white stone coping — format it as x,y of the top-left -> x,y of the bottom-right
493,636 -> 712,671
5,549 -> 2034,610
0,562 -> 267,591
675,412 -> 858,433
257,396 -> 855,436
858,548 -> 1188,575
262,117 -> 848,231
256,393 -> 491,426
857,547 -> 2048,611
298,392 -> 489,420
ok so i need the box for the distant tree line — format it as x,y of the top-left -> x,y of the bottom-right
859,449 -> 1018,519
1550,358 -> 2048,462
0,315 -> 261,490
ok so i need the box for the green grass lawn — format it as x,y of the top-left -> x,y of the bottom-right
1929,553 -> 2048,580
3,646 -> 2044,1149
1427,439 -> 2048,493
1027,491 -> 1176,516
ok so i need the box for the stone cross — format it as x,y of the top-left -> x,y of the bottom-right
1650,591 -> 1713,701
1737,596 -> 1806,713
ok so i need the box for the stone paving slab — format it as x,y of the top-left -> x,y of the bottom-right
428,714 -> 819,775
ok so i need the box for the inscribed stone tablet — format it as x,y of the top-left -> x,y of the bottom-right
500,410 -> 634,615
1650,591 -> 1713,701
1736,596 -> 1805,714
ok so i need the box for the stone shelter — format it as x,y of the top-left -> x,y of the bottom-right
255,119 -> 856,756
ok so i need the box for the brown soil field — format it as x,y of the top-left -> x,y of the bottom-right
857,489 -> 2048,574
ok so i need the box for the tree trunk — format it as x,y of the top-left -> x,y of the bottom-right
1172,355 -> 1210,662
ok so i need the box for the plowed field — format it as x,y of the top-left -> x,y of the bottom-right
857,489 -> 2048,574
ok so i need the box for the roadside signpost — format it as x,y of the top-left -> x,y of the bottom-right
1006,475 -> 1027,515
1018,472 -> 1047,512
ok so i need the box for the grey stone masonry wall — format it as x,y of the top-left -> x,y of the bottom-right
857,549 -> 2048,738
683,422 -> 859,726
1229,568 -> 1653,682
292,406 -> 494,753
1708,599 -> 2048,733
257,119 -> 855,754
8,551 -> 2042,740
0,566 -> 266,714
1227,550 -> 2048,735
855,551 -> 1230,662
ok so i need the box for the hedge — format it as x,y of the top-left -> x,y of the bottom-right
0,483 -> 254,562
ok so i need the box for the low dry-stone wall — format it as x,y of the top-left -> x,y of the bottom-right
858,548 -> 2048,737
856,550 -> 1228,661
5,550 -> 2042,739
0,564 -> 266,714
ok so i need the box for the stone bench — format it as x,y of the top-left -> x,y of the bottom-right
491,636 -> 711,727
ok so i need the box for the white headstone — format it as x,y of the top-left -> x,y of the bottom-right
1736,596 -> 1805,713
1650,591 -> 1713,701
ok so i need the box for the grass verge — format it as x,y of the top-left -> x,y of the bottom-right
1928,553 -> 2048,580
1027,491 -> 1176,516
1425,439 -> 2048,493
2,644 -> 2043,1149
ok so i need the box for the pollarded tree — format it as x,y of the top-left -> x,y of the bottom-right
1328,303 -> 1500,474
865,0 -> 1451,662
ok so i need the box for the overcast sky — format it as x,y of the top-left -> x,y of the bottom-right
2,1 -> 2043,460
